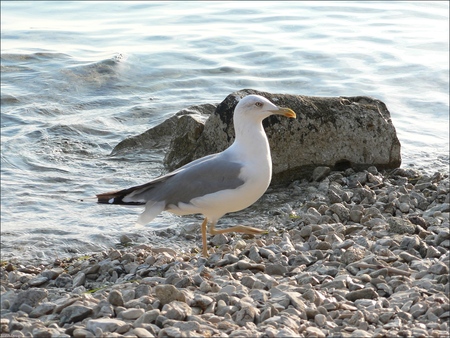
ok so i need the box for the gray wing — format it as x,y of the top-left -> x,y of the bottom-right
97,152 -> 245,207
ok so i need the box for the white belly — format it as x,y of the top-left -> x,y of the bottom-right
167,160 -> 271,220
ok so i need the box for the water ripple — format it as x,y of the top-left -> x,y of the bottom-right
1,1 -> 448,262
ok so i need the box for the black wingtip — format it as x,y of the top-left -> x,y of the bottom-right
96,191 -> 145,205
96,193 -> 123,204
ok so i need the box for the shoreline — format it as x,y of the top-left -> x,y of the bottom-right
1,152 -> 448,266
1,165 -> 449,337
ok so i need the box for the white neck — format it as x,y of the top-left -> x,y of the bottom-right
227,116 -> 272,170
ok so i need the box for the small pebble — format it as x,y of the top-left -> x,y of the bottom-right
1,167 -> 448,338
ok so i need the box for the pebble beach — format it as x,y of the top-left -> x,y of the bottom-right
1,165 -> 449,338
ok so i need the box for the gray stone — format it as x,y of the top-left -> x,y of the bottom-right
135,284 -> 151,298
159,327 -> 182,337
259,247 -> 276,260
191,294 -> 214,310
399,251 -> 420,262
73,328 -> 95,338
1,318 -> 9,333
350,209 -> 363,223
155,284 -> 186,305
133,327 -> 155,338
18,303 -> 33,314
29,302 -> 57,318
345,288 -> 378,301
163,301 -> 192,320
367,165 -> 379,175
41,268 -> 64,280
72,272 -> 86,288
235,306 -> 258,326
428,262 -> 449,275
348,172 -> 368,188
171,321 -> 201,332
108,289 -> 124,307
111,90 -> 401,184
315,313 -> 327,326
32,327 -> 57,338
410,303 -> 428,318
95,302 -> 114,318
350,329 -> 373,338
220,285 -> 236,295
400,235 -> 421,250
133,309 -> 160,327
10,288 -> 48,312
305,326 -> 326,338
28,276 -> 49,287
120,308 -> 145,320
86,318 -> 127,334
122,289 -> 136,303
341,247 -> 365,265
329,203 -> 350,222
216,303 -> 238,317
265,263 -> 288,276
248,246 -> 263,263
54,273 -> 73,288
313,166 -> 331,182
53,296 -> 78,314
270,288 -> 306,313
250,289 -> 270,303
108,249 -> 122,260
279,233 -> 296,254
388,217 -> 416,234
210,234 -> 229,246
60,305 -> 94,325
328,190 -> 343,204
398,202 -> 410,213
112,104 -> 215,158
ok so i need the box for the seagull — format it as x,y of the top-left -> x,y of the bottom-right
96,94 -> 296,256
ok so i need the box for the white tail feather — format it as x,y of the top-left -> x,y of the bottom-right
136,200 -> 165,226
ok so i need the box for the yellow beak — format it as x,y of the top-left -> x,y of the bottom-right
271,107 -> 296,118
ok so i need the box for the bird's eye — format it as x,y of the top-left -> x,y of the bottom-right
255,102 -> 263,107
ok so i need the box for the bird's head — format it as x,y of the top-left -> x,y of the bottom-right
234,94 -> 296,122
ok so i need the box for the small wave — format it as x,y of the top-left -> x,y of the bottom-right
64,53 -> 126,76
1,52 -> 70,62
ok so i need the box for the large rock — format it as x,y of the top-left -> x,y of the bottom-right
112,89 -> 401,184
9,289 -> 48,312
112,104 -> 216,158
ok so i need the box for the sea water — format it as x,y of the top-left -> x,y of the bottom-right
1,1 -> 448,262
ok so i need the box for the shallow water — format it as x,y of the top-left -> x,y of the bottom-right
1,1 -> 449,262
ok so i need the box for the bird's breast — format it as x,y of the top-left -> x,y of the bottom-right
167,160 -> 272,219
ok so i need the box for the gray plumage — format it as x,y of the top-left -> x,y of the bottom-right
97,152 -> 244,207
